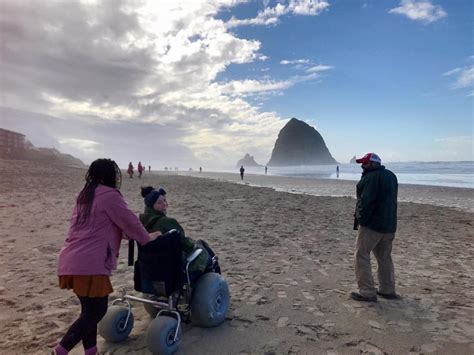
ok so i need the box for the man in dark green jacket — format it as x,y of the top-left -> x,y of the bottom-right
351,153 -> 400,302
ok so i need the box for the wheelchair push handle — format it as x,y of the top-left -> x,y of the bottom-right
160,229 -> 180,238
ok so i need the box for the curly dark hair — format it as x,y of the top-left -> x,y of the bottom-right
74,158 -> 122,226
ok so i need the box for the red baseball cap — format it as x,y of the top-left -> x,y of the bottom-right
356,153 -> 381,164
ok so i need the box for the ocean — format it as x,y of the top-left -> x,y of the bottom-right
184,161 -> 474,212
232,161 -> 474,189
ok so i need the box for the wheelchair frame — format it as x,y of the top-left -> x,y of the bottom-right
109,248 -> 207,343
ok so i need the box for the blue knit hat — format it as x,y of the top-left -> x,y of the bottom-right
144,188 -> 166,207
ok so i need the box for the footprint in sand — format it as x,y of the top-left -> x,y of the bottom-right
420,343 -> 439,353
302,291 -> 315,301
318,268 -> 328,277
277,291 -> 287,298
345,340 -> 385,355
295,325 -> 315,335
301,276 -> 312,284
292,301 -> 303,310
256,314 -> 270,321
368,320 -> 384,330
277,317 -> 289,328
248,294 -> 263,303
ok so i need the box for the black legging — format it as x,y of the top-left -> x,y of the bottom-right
60,295 -> 108,350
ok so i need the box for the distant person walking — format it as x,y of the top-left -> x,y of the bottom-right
127,162 -> 134,178
265,166 -> 268,175
53,159 -> 160,355
199,166 -> 202,173
138,161 -> 144,179
239,165 -> 245,180
148,165 -> 151,172
351,153 -> 399,302
336,165 -> 339,178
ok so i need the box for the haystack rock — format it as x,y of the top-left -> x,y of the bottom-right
350,156 -> 357,164
267,118 -> 337,166
236,153 -> 261,167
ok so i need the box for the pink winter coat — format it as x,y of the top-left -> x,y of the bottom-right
58,185 -> 150,276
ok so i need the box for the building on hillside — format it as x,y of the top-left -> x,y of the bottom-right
0,128 -> 27,158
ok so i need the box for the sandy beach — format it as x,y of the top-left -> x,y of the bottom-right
0,159 -> 473,355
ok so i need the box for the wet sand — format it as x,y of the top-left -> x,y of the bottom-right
0,160 -> 473,354
177,170 -> 474,213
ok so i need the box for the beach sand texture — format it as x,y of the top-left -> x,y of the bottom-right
0,160 -> 473,354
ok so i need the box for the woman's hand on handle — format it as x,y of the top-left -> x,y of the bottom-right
149,231 -> 161,242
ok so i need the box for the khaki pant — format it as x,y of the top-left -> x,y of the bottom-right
355,226 -> 396,297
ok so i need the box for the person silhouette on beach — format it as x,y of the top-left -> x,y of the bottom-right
240,165 -> 245,180
351,153 -> 399,302
265,166 -> 268,175
138,161 -> 143,179
53,159 -> 160,355
199,167 -> 202,173
148,165 -> 151,172
127,162 -> 134,178
336,165 -> 339,178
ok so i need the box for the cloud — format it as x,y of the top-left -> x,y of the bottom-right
306,65 -> 334,73
454,67 -> 474,88
214,79 -> 293,95
288,0 -> 330,15
58,138 -> 101,153
280,59 -> 310,65
44,94 -> 139,120
226,0 -> 329,28
444,65 -> 474,89
443,68 -> 462,76
3,0 -> 334,166
278,60 -> 334,81
435,136 -> 472,145
435,136 -> 473,160
389,0 -> 447,23
0,106 -> 198,168
0,0 -> 336,167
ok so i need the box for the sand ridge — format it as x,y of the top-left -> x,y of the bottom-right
0,160 -> 473,354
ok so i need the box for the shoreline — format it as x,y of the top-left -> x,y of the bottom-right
1,160 -> 473,354
158,170 -> 474,213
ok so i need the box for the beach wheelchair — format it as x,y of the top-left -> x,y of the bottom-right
98,230 -> 230,354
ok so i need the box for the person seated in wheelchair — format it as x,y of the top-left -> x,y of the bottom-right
135,186 -> 214,296
100,189 -> 229,354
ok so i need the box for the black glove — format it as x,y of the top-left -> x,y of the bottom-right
353,215 -> 359,230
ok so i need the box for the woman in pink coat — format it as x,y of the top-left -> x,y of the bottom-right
52,159 -> 160,355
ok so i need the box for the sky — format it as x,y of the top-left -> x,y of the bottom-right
0,0 -> 472,169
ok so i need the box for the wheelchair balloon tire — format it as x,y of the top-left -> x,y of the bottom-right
146,316 -> 182,355
98,305 -> 134,343
191,272 -> 230,327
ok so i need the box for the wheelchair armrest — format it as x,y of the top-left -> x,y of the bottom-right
186,248 -> 203,264
161,229 -> 179,238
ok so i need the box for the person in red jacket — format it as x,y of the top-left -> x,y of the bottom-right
127,162 -> 134,178
138,161 -> 143,178
52,159 -> 160,355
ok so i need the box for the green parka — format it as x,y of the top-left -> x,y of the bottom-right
355,166 -> 398,233
139,206 -> 209,273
